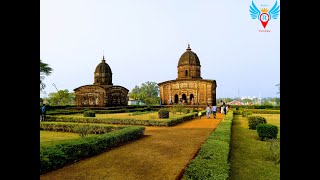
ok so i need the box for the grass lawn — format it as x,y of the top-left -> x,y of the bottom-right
40,130 -> 96,147
59,112 -> 189,120
228,114 -> 280,180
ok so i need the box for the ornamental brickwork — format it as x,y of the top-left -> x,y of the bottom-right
158,44 -> 217,105
74,56 -> 128,107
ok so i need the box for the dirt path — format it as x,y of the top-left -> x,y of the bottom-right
40,113 -> 224,180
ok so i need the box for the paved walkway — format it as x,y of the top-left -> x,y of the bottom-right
40,113 -> 224,180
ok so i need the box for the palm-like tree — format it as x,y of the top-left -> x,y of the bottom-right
40,59 -> 53,91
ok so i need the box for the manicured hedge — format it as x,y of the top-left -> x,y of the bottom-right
182,110 -> 233,180
45,111 -> 204,126
46,107 -> 160,115
40,122 -> 124,134
242,109 -> 280,114
83,110 -> 95,117
230,105 -> 280,110
40,125 -> 145,174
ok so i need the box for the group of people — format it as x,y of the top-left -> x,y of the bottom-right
198,104 -> 217,119
197,103 -> 228,119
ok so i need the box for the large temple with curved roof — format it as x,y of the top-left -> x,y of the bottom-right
158,44 -> 217,105
74,56 -> 129,107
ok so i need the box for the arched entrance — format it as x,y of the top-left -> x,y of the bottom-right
174,94 -> 179,104
182,94 -> 187,104
190,94 -> 194,105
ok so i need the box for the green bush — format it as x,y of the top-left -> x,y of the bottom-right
256,124 -> 278,140
158,108 -> 169,119
83,110 -> 95,117
129,111 -> 154,116
171,105 -> 183,115
242,110 -> 252,117
183,108 -> 190,114
267,139 -> 280,164
247,116 -> 267,130
233,110 -> 242,115
74,125 -> 91,138
192,109 -> 198,113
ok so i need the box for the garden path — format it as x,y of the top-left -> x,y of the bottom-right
40,113 -> 224,180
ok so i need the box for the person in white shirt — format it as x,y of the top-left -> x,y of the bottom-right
206,105 -> 211,118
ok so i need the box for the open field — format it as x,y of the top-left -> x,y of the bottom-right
228,114 -> 280,180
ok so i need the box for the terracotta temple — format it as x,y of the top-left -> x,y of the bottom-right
158,44 -> 217,105
74,56 -> 129,107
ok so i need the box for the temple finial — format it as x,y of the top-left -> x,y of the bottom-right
102,50 -> 105,62
186,43 -> 191,50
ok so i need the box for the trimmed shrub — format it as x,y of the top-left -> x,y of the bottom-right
247,116 -> 267,130
192,109 -> 198,113
267,139 -> 280,164
183,108 -> 190,114
256,124 -> 278,140
74,125 -> 91,138
46,112 -> 199,127
244,109 -> 280,114
242,110 -> 252,117
158,108 -> 169,119
83,110 -> 95,117
233,110 -> 242,115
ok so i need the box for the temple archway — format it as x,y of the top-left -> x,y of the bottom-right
190,94 -> 194,105
182,94 -> 187,104
174,94 -> 179,104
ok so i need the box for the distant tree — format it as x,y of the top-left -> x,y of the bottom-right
242,98 -> 253,104
274,97 -> 280,106
224,98 -> 234,103
40,59 -> 53,91
47,89 -> 75,106
129,81 -> 159,105
129,85 -> 141,100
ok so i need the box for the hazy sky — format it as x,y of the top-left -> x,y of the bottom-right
40,0 -> 280,98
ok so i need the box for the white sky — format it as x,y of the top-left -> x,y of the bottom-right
40,0 -> 280,98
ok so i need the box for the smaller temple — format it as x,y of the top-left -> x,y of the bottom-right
74,55 -> 129,107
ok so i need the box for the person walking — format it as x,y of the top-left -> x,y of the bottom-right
206,104 -> 211,119
212,104 -> 217,119
41,104 -> 46,122
224,104 -> 227,115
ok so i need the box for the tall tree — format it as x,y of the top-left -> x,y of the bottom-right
47,89 -> 75,106
40,59 -> 53,91
129,81 -> 159,105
